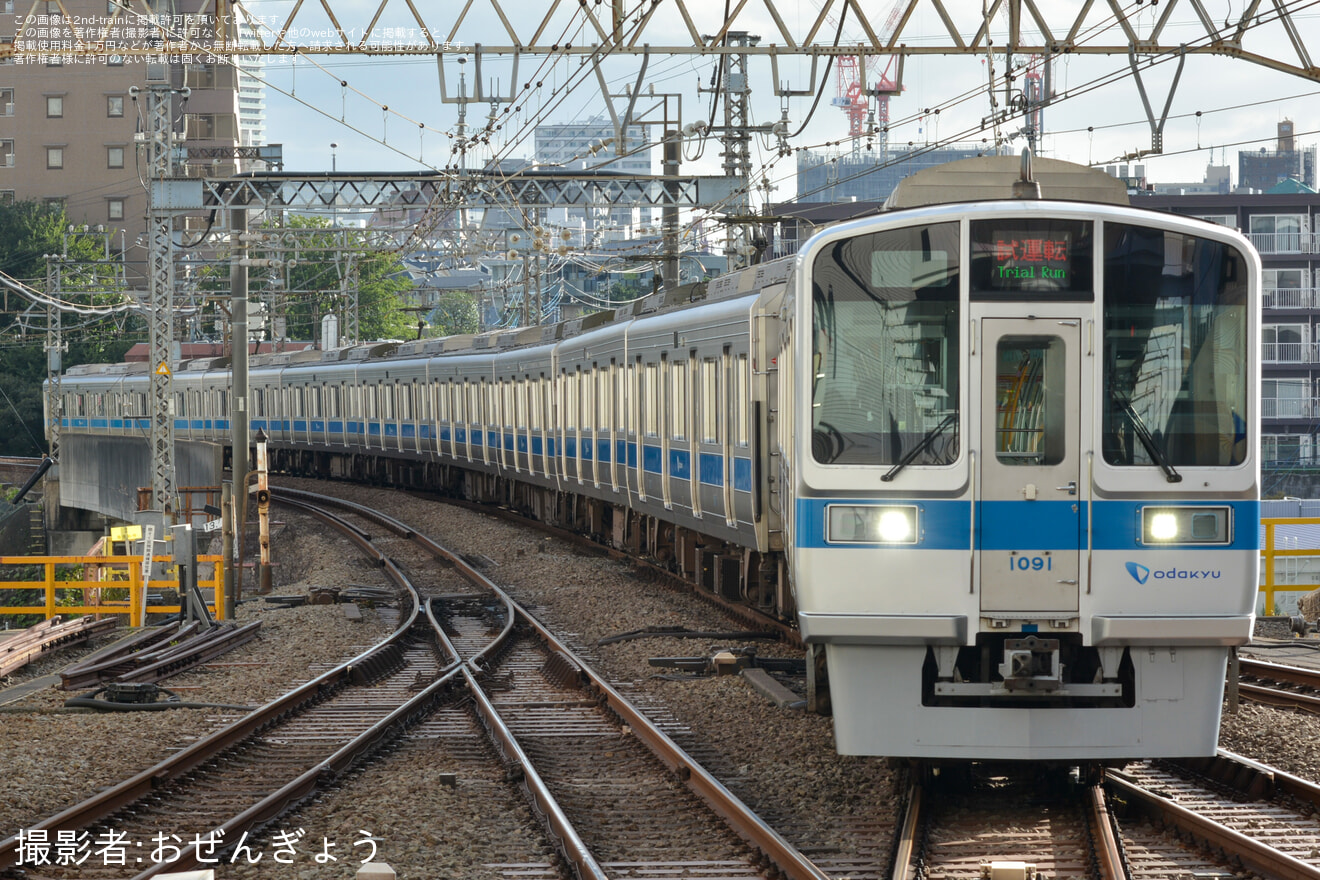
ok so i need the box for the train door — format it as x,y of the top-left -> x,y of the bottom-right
977,318 -> 1082,613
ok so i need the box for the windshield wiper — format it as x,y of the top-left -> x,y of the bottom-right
882,413 -> 958,482
1117,398 -> 1181,483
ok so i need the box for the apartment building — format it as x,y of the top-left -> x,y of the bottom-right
0,0 -> 238,283
1140,190 -> 1320,489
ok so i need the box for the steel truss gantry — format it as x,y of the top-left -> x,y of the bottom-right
169,171 -> 736,214
9,0 -> 1316,84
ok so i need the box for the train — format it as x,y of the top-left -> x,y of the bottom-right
52,154 -> 1261,762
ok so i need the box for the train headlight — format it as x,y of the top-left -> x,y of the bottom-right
1140,506 -> 1231,545
1149,513 -> 1178,540
827,504 -> 918,544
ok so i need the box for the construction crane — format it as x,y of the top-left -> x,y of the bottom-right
830,1 -> 907,154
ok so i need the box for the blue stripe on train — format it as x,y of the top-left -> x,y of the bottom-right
795,498 -> 1260,551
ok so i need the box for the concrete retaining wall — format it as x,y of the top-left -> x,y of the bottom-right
59,435 -> 223,522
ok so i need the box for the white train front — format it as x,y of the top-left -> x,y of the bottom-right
52,157 -> 1260,763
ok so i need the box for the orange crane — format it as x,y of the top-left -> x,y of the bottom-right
830,1 -> 907,148
832,55 -> 903,140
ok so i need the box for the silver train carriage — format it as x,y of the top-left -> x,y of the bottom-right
51,156 -> 1260,762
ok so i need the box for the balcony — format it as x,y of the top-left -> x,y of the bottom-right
1264,287 -> 1320,310
1263,397 -> 1320,419
1249,232 -> 1315,254
1263,342 -> 1320,364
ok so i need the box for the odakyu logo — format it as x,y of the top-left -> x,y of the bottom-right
1125,562 -> 1220,584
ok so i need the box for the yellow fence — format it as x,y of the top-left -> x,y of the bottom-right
1261,517 -> 1320,616
0,555 -> 226,626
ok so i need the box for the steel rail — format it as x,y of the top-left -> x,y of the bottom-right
1240,657 -> 1320,689
115,621 -> 263,684
1178,749 -> 1320,810
426,594 -> 609,880
0,615 -> 117,678
1106,767 -> 1320,880
280,486 -> 611,878
1088,783 -> 1127,880
0,499 -> 420,873
277,486 -> 830,880
58,621 -> 199,689
1237,657 -> 1320,714
888,775 -> 923,880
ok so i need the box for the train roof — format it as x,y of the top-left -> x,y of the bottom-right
885,154 -> 1129,209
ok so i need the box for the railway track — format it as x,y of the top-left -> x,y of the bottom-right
1110,751 -> 1320,880
0,616 -> 116,679
0,497 -> 443,879
278,486 -> 830,880
886,751 -> 1320,880
2,489 -> 833,879
20,483 -> 1320,879
1236,656 -> 1320,713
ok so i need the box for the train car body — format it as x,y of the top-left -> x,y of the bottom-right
51,155 -> 1260,763
785,158 -> 1259,760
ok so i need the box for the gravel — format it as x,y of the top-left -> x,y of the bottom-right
2,479 -> 1317,880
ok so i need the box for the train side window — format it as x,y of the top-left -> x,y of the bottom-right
600,363 -> 614,432
643,362 -> 658,438
671,357 -> 688,441
563,370 -> 578,431
701,358 -> 718,444
582,367 -> 595,434
218,390 -> 227,418
735,354 -> 749,447
528,375 -> 541,431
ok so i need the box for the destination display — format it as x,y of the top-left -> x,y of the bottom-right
970,218 -> 1093,300
990,233 -> 1071,283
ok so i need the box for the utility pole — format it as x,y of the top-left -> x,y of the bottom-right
44,254 -> 62,466
710,31 -> 757,271
230,200 -> 249,605
663,129 -> 680,289
144,63 -> 179,517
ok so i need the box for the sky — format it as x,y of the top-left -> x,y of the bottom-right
237,0 -> 1320,202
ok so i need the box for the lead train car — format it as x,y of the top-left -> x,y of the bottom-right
53,157 -> 1260,762
786,158 -> 1259,761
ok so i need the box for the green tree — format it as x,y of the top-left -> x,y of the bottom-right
425,291 -> 480,337
260,215 -> 412,343
0,201 -> 125,334
0,202 -> 137,456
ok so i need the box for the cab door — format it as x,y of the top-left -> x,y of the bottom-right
978,318 -> 1083,613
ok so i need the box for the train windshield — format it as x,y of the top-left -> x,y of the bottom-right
811,221 -> 960,466
1102,222 -> 1250,468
